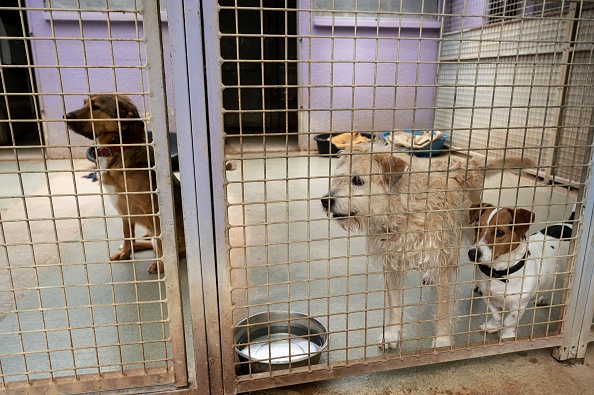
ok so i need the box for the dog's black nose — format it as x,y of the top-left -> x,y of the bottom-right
468,248 -> 482,262
321,194 -> 334,210
65,112 -> 76,120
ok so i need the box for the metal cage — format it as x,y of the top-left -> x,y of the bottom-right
1,0 -> 594,394
0,1 -> 188,393
197,0 -> 594,393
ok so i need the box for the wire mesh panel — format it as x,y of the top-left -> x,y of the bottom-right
195,0 -> 594,393
0,1 -> 187,393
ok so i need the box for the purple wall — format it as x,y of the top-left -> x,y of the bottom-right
27,0 -> 441,156
298,1 -> 440,149
26,0 -> 172,159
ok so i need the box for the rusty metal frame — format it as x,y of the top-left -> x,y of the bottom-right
3,1 -> 594,394
166,0 -> 223,392
196,0 -> 594,393
141,0 -> 188,388
0,0 -> 189,393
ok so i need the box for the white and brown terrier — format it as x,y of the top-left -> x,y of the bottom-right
468,203 -> 575,339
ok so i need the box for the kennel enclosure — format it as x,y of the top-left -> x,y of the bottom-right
0,0 -> 593,394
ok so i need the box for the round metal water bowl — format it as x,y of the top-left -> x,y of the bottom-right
233,311 -> 328,374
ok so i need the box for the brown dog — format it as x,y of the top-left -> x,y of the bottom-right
66,94 -> 185,273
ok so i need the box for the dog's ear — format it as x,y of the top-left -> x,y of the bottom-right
512,208 -> 535,236
469,203 -> 494,224
116,96 -> 145,141
116,96 -> 140,119
376,154 -> 408,190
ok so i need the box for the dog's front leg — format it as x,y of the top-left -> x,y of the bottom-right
110,216 -> 135,261
147,218 -> 164,274
501,301 -> 525,339
479,299 -> 503,333
111,201 -> 152,260
433,269 -> 454,348
378,269 -> 404,349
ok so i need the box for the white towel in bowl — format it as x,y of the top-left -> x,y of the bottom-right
386,130 -> 442,149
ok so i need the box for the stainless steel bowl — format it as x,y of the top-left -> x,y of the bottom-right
234,311 -> 328,373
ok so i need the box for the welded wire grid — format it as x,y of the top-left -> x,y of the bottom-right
220,0 -> 592,388
0,1 -> 182,392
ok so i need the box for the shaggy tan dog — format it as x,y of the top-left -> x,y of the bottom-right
321,143 -> 529,349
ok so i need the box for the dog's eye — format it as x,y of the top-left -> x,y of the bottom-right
496,229 -> 505,237
91,104 -> 100,110
351,176 -> 364,186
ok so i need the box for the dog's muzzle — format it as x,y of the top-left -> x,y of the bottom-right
321,194 -> 352,219
321,194 -> 334,212
468,247 -> 482,262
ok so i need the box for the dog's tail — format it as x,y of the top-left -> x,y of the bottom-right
461,155 -> 534,191
472,155 -> 534,175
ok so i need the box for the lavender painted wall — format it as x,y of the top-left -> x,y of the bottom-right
298,1 -> 440,150
26,0 -> 173,159
27,0 -> 441,156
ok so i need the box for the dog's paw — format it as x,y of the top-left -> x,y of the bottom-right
110,250 -> 131,261
479,320 -> 501,334
148,262 -> 164,274
377,327 -> 401,350
536,296 -> 550,306
500,329 -> 516,339
422,275 -> 435,285
432,335 -> 453,348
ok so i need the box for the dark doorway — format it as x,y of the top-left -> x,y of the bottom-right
0,0 -> 42,147
219,0 -> 298,136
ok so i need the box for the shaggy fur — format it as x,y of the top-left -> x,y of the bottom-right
66,94 -> 185,273
321,143 -> 530,349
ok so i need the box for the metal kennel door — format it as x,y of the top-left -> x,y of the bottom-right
0,1 -> 187,393
185,0 -> 594,393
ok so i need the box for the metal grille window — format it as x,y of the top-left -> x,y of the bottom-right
487,0 -> 568,23
488,0 -> 525,20
45,0 -> 167,11
314,0 -> 439,19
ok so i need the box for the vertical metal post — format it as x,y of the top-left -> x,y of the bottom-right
199,0 -> 237,393
166,0 -> 222,391
554,114 -> 594,361
576,202 -> 594,359
142,0 -> 188,387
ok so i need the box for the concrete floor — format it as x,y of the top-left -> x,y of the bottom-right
0,145 -> 589,393
0,156 -> 178,383
256,347 -> 594,395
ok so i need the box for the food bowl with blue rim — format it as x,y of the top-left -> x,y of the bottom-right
381,130 -> 449,157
